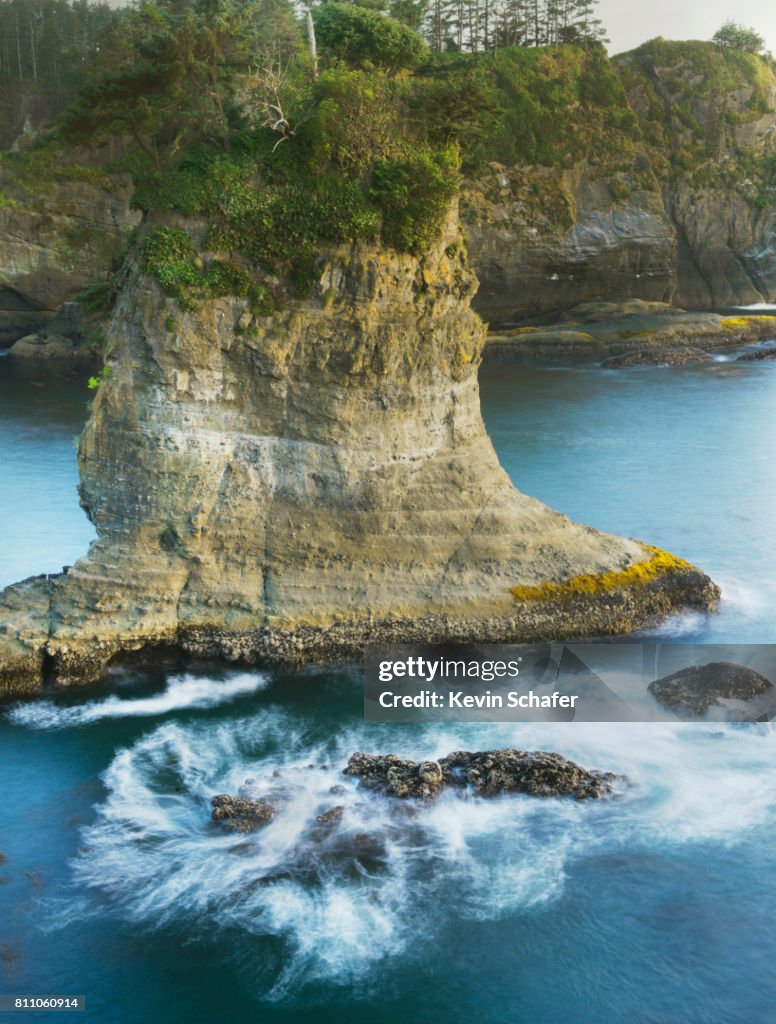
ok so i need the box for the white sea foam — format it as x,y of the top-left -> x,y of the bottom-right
6,672 -> 268,729
61,703 -> 776,991
716,575 -> 771,618
637,608 -> 708,639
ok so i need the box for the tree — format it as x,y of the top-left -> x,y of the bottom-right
389,0 -> 428,31
312,3 -> 428,71
712,20 -> 765,54
58,0 -> 304,158
421,0 -> 608,53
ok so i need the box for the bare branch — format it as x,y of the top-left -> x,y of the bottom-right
251,49 -> 296,148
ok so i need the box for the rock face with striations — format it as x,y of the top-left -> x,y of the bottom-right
0,202 -> 719,692
0,170 -> 140,348
464,160 -> 677,324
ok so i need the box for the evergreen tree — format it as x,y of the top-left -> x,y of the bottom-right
422,0 -> 608,52
58,0 -> 303,159
712,20 -> 765,54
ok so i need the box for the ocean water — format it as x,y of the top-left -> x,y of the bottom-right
1,353 -> 776,1022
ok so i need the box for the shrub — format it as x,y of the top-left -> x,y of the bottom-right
306,68 -> 403,173
142,227 -> 201,298
142,227 -> 261,306
312,4 -> 428,72
372,146 -> 460,255
712,21 -> 765,53
201,260 -> 253,298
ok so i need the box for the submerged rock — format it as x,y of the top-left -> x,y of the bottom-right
344,748 -> 617,802
210,794 -> 277,833
737,348 -> 776,361
315,806 -> 345,827
439,749 -> 616,799
344,753 -> 447,802
648,662 -> 773,716
601,346 -> 713,368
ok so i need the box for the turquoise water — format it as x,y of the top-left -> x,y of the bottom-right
2,353 -> 776,1022
0,357 -> 96,585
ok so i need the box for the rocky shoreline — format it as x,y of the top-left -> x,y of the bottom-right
8,299 -> 775,369
485,300 -> 776,365
0,550 -> 719,695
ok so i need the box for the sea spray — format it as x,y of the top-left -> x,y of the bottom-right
6,672 -> 270,729
51,703 -> 776,993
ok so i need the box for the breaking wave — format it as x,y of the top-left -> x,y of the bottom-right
7,672 -> 269,729
57,703 -> 776,995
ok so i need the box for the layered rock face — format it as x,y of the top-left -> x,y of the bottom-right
625,52 -> 776,309
464,160 -> 677,323
0,173 -> 139,347
0,205 -> 718,692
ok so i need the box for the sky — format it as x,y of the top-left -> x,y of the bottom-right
600,0 -> 776,55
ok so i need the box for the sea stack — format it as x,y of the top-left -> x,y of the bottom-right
0,201 -> 719,692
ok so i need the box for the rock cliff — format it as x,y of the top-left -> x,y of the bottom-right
464,158 -> 677,323
0,204 -> 718,692
0,163 -> 139,348
464,40 -> 776,322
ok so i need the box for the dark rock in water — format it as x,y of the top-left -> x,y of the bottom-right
315,806 -> 344,827
648,662 -> 773,716
439,749 -> 616,800
343,753 -> 446,802
344,749 -> 617,802
210,794 -> 277,833
737,348 -> 776,361
602,346 -> 713,368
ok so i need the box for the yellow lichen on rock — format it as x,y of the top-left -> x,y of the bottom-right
721,316 -> 775,331
510,546 -> 695,604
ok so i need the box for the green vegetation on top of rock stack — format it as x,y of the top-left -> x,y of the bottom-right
4,0 -> 776,328
40,0 -> 468,303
